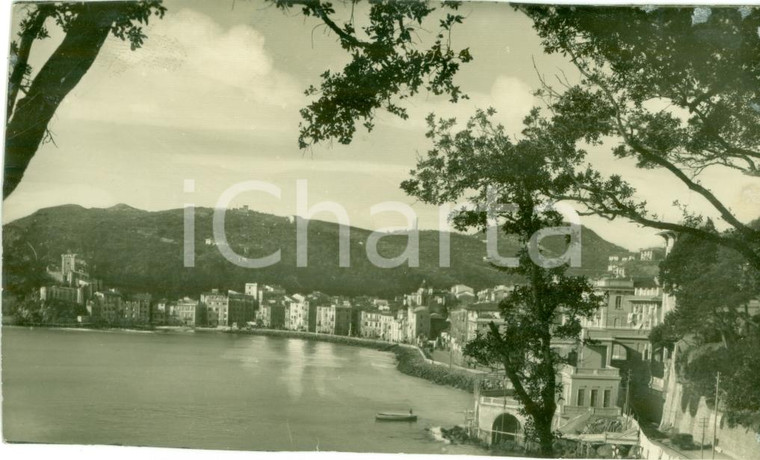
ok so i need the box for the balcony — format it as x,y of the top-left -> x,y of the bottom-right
479,396 -> 521,408
561,405 -> 621,417
561,365 -> 620,378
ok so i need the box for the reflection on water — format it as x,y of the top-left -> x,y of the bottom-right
284,338 -> 306,400
2,327 -> 484,455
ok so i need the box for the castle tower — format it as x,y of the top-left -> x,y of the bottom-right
61,253 -> 77,285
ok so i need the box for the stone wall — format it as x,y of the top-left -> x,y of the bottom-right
659,348 -> 760,459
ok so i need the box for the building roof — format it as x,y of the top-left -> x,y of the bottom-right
594,277 -> 635,289
632,277 -> 658,288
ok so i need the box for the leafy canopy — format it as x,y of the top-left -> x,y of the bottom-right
402,109 -> 603,456
274,0 -> 472,148
518,5 -> 760,269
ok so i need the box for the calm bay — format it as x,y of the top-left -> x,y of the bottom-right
2,327 -> 483,455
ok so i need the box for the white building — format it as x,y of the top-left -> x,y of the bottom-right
285,294 -> 309,331
360,310 -> 382,338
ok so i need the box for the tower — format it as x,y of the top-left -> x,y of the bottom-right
61,253 -> 77,285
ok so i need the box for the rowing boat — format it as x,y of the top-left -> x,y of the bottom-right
375,412 -> 417,422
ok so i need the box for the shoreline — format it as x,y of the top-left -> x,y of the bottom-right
229,328 -> 480,393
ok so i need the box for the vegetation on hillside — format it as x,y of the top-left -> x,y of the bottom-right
2,204 -> 631,300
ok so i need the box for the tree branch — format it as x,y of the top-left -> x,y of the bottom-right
566,49 -> 759,243
487,321 -> 541,416
285,0 -> 372,49
7,4 -> 53,122
5,3 -> 121,199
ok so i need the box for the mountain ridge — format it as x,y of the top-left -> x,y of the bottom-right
3,204 -> 637,298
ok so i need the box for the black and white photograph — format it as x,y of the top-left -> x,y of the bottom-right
2,1 -> 760,459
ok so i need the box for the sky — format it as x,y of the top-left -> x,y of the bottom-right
4,0 -> 760,251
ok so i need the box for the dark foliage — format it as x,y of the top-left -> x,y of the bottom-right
518,5 -> 760,270
273,0 -> 472,148
2,204 -> 630,300
401,109 -> 603,457
6,1 -> 166,198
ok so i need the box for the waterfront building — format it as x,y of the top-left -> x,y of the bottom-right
334,305 -> 352,336
40,285 -> 86,306
349,306 -> 363,337
379,312 -> 395,341
256,298 -> 286,328
315,305 -> 335,334
307,292 -> 331,332
227,290 -> 257,328
175,297 -> 204,326
407,305 -> 431,344
124,293 -> 152,324
152,299 -> 173,325
360,310 -> 382,338
201,289 -> 228,327
88,290 -> 124,323
285,294 -> 310,332
311,303 -> 350,336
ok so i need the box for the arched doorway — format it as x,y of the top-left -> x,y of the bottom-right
491,413 -> 520,445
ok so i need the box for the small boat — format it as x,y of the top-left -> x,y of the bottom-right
375,412 -> 418,422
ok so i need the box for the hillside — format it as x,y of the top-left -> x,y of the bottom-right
3,204 -> 635,298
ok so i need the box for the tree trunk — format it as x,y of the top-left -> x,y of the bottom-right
7,4 -> 53,122
4,3 -> 119,199
534,411 -> 555,458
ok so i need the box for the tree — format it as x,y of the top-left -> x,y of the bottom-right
677,317 -> 760,430
516,6 -> 760,270
651,225 -> 760,429
2,230 -> 52,298
6,1 -> 166,199
401,109 -> 603,457
658,226 -> 759,348
5,0 -> 471,199
273,0 -> 472,149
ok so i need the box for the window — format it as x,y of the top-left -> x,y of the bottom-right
577,389 -> 585,406
615,296 -> 622,309
603,390 -> 611,408
590,389 -> 598,407
612,344 -> 627,360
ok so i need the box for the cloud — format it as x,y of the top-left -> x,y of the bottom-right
57,8 -> 304,133
374,75 -> 536,135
